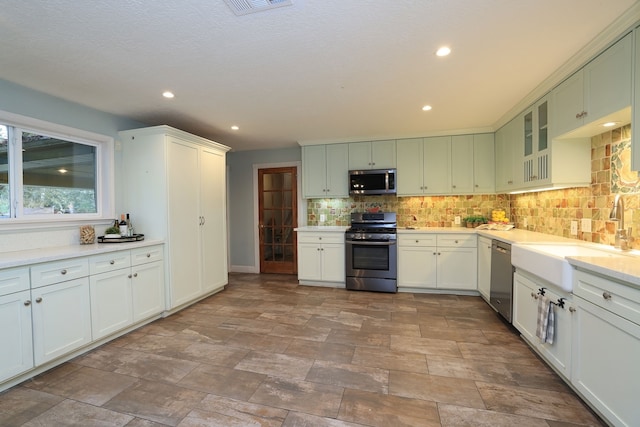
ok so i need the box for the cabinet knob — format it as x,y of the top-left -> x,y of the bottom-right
602,291 -> 612,300
128,274 -> 133,278
475,184 -> 479,188
437,252 -> 441,256
146,253 -> 151,258
110,260 -> 115,265
415,240 -> 419,243
433,252 -> 437,255
133,273 -> 138,277
60,269 -> 67,275
36,297 -> 43,303
454,240 -> 459,244
569,307 -> 576,313
452,185 -> 456,189
24,300 -> 31,306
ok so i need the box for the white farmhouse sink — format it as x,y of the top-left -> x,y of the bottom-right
511,243 -> 618,292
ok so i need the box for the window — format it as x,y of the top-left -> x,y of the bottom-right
0,111 -> 114,222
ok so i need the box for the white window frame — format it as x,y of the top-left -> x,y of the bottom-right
0,109 -> 115,228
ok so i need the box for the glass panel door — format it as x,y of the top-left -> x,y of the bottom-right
258,167 -> 297,274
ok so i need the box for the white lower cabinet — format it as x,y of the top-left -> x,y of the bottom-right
0,289 -> 33,382
297,231 -> 345,284
0,243 -> 165,392
31,277 -> 92,366
90,246 -> 164,340
571,270 -> 640,427
513,271 -> 573,379
398,233 -> 476,291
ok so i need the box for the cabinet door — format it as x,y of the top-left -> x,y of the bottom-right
495,123 -> 515,192
32,278 -> 92,365
298,243 -> 322,281
472,134 -> 495,193
398,246 -> 437,288
538,287 -> 572,379
200,146 -> 228,293
0,290 -> 33,382
423,136 -> 451,194
572,297 -> 640,427
633,27 -> 640,171
451,135 -> 474,194
512,272 -> 538,343
584,32 -> 632,125
437,248 -> 477,290
167,138 -> 202,308
90,270 -> 133,340
321,243 -> 345,282
396,138 -> 424,195
325,144 -> 349,197
477,237 -> 492,300
371,140 -> 396,169
348,142 -> 372,170
552,71 -> 584,138
302,145 -> 327,198
132,261 -> 165,322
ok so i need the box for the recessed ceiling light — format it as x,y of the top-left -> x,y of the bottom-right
436,46 -> 451,57
602,121 -> 618,127
422,105 -> 432,111
162,91 -> 175,99
231,125 -> 239,131
58,168 -> 68,174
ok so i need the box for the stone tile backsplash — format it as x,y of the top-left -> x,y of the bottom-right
306,124 -> 639,249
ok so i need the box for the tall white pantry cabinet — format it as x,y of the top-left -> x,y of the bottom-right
120,126 -> 230,312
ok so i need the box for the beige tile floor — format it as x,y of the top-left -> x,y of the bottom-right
0,273 -> 605,426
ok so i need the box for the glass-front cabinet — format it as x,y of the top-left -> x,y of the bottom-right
522,96 -> 550,186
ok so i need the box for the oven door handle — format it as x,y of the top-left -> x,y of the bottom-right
345,240 -> 396,246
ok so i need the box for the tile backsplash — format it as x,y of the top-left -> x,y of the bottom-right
306,124 -> 639,249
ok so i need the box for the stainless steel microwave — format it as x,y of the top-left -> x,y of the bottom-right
349,169 -> 396,195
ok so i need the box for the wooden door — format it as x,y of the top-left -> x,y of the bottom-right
258,167 -> 297,274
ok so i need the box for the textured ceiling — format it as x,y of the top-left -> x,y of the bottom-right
0,0 -> 638,151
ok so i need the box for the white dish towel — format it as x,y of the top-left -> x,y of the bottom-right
536,295 -> 555,344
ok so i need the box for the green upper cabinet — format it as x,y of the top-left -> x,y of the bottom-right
495,117 -> 522,193
397,134 -> 493,196
472,133 -> 495,194
348,140 -> 396,170
302,144 -> 349,198
522,96 -> 550,187
396,137 -> 451,196
451,135 -> 474,194
552,32 -> 632,139
633,26 -> 640,171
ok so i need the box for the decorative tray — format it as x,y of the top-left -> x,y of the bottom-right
97,234 -> 145,243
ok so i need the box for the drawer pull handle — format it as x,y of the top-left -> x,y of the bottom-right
24,300 -> 31,306
36,297 -> 43,303
110,260 -> 115,265
602,292 -> 612,300
60,269 -> 67,275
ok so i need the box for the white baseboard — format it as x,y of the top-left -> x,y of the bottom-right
230,265 -> 259,274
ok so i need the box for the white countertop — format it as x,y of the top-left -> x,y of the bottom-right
568,254 -> 640,288
0,239 -> 164,269
295,226 -> 349,232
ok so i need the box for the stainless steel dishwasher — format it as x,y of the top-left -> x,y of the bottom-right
489,239 -> 514,323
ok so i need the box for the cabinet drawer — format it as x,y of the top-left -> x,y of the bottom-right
131,245 -> 164,266
398,234 -> 437,247
89,251 -> 131,275
297,233 -> 344,244
437,234 -> 476,248
574,270 -> 640,325
31,258 -> 89,288
0,267 -> 30,296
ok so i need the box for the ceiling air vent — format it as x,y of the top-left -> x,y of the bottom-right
224,0 -> 293,15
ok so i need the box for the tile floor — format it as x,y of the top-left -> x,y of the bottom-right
0,273 -> 605,426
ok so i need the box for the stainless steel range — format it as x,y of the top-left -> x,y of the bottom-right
345,212 -> 397,293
